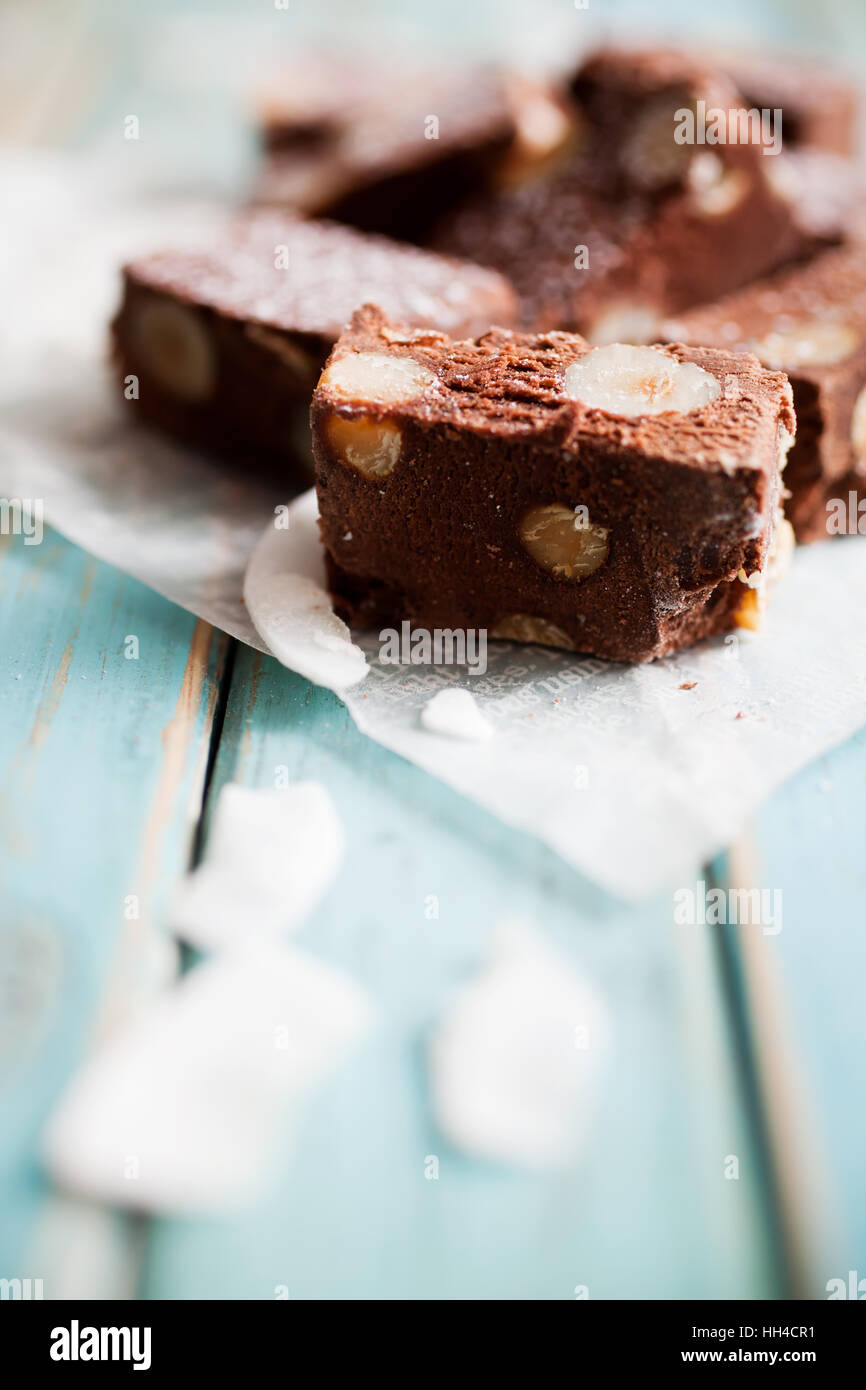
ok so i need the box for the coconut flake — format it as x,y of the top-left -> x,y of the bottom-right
41,945 -> 374,1212
429,922 -> 611,1169
172,782 -> 344,951
420,688 -> 494,742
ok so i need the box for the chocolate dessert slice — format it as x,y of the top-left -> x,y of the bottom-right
111,214 -> 516,473
436,48 -> 805,339
253,65 -> 519,243
666,243 -> 866,541
717,51 -> 859,156
312,307 -> 795,662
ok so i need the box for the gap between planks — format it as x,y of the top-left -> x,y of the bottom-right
24,621 -> 234,1300
25,637 -> 827,1300
714,835 -> 838,1299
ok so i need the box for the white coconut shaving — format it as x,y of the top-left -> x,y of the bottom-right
420,688 -> 494,742
172,782 -> 345,951
429,922 -> 611,1169
41,944 -> 374,1213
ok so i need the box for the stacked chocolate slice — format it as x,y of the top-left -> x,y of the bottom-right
111,45 -> 865,661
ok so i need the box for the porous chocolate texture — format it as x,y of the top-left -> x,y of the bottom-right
435,172 -> 646,335
111,213 -> 516,473
665,243 -> 866,542
436,48 -> 808,338
312,306 -> 795,664
253,66 -> 519,244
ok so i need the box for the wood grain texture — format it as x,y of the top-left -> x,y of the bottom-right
744,728 -> 866,1295
140,646 -> 777,1299
0,528 -> 227,1291
3,0 -> 865,1304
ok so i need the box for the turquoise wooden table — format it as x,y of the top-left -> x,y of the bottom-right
1,0 -> 865,1301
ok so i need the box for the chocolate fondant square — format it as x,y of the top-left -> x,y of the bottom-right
312,306 -> 795,662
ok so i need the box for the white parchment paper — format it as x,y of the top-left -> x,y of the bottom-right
4,157 -> 866,899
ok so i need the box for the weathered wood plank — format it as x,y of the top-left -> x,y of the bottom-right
142,646 -> 778,1299
0,529 -> 228,1292
7,0 -> 863,1302
736,726 -> 866,1298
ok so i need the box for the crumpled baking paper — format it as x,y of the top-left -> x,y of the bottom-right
246,492 -> 866,900
4,155 -> 866,899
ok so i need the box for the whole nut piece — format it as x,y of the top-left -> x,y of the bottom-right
851,384 -> 866,470
518,503 -> 609,580
748,320 -> 860,370
622,94 -> 693,190
326,414 -> 403,477
245,324 -> 319,382
734,584 -> 763,632
490,614 -> 576,650
513,86 -> 572,162
687,152 -> 750,217
585,303 -> 662,347
498,81 -> 575,187
563,344 -> 721,417
130,297 -> 216,401
319,351 -> 437,405
768,518 -> 796,588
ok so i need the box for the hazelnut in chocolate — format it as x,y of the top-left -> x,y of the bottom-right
665,243 -> 866,541
437,48 -> 807,340
111,213 -> 516,472
312,307 -> 795,664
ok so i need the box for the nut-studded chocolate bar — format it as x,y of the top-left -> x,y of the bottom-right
253,65 -> 520,244
665,242 -> 866,541
717,50 -> 859,157
436,48 -> 808,340
312,306 -> 795,663
253,57 -> 577,244
111,213 -> 516,472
